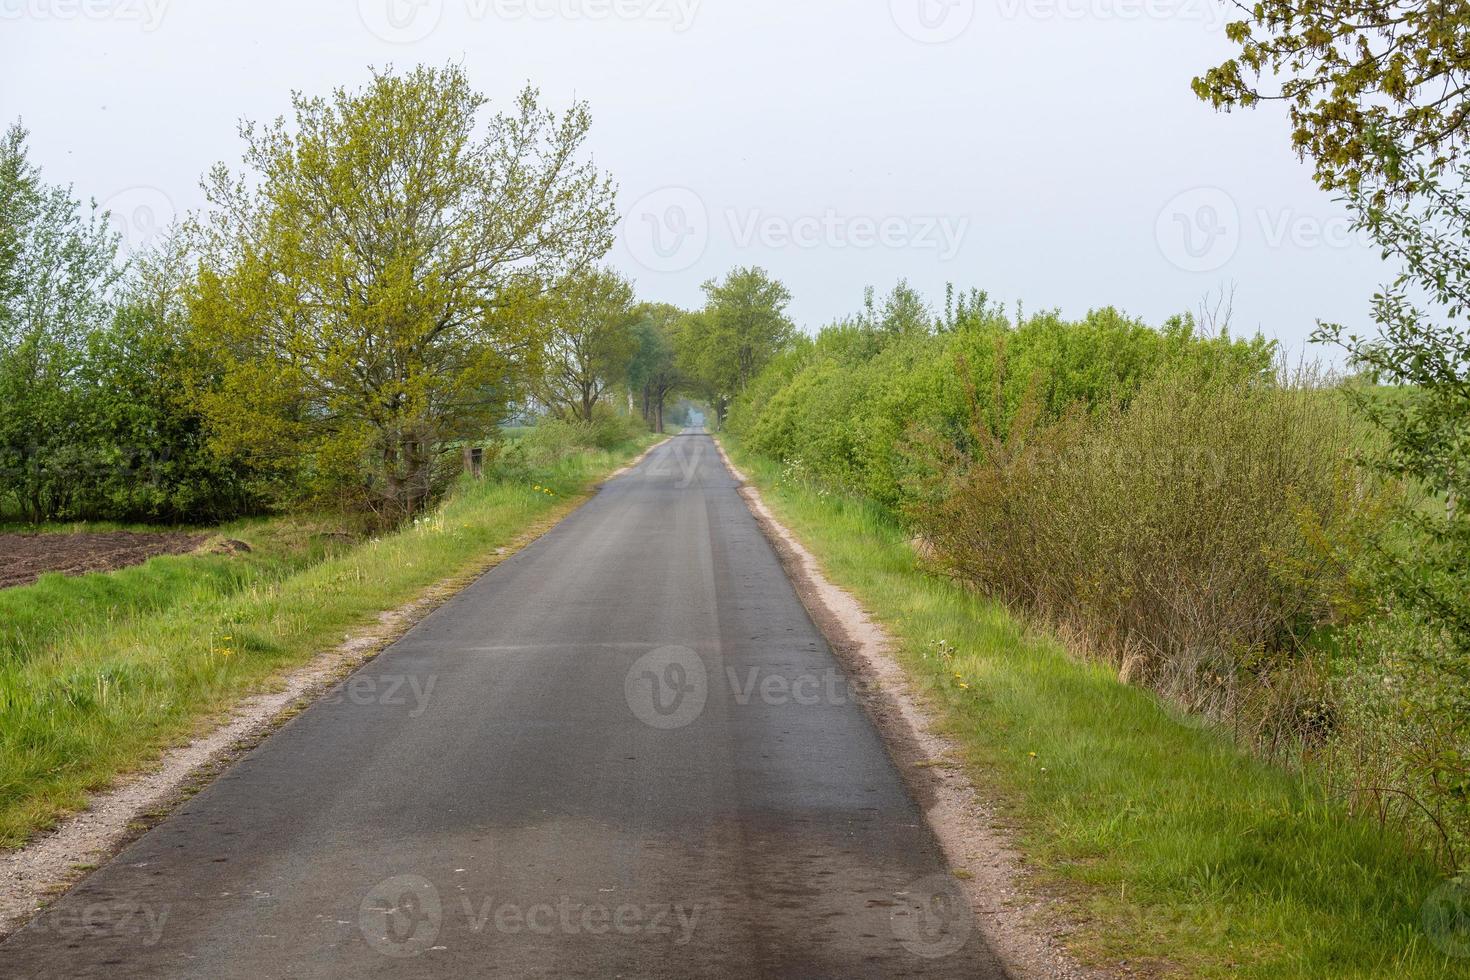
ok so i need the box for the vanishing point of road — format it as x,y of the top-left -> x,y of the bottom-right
0,432 -> 1007,979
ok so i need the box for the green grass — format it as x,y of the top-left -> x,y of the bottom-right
0,436 -> 655,848
720,437 -> 1468,979
0,515 -> 352,665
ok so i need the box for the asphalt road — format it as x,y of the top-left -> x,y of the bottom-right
0,432 -> 1007,979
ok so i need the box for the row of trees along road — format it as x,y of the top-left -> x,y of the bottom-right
0,63 -> 798,525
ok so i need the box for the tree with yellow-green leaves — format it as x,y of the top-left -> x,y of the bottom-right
534,265 -> 639,423
1194,0 -> 1470,198
189,65 -> 617,521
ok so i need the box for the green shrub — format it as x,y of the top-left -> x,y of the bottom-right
495,410 -> 649,476
728,289 -> 1275,512
1328,608 -> 1470,868
912,368 -> 1378,736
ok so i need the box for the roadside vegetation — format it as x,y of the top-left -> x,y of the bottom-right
724,438 -> 1466,978
719,278 -> 1469,970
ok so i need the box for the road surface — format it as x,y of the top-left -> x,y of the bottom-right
0,432 -> 1007,979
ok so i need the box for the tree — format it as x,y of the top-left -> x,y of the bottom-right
680,266 -> 795,424
1194,1 -> 1470,196
536,266 -> 638,422
1313,157 -> 1470,848
859,280 -> 932,338
0,121 -> 121,521
189,65 -> 616,520
79,231 -> 262,521
627,302 -> 687,432
1315,156 -> 1470,619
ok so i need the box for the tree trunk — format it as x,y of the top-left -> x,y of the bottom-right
580,382 -> 595,422
382,441 -> 402,519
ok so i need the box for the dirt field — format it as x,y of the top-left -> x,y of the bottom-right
0,531 -> 208,590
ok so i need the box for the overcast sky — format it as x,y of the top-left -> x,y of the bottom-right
1,0 -> 1388,353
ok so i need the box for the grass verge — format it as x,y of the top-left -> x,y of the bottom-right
0,516 -> 352,665
720,436 -> 1468,980
0,436 -> 656,848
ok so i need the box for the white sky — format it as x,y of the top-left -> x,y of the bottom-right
1,0 -> 1389,354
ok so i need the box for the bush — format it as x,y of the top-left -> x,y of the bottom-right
1329,609 -> 1470,868
913,369 -> 1375,725
728,293 -> 1275,511
493,410 -> 648,477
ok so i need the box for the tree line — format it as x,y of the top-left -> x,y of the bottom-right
0,65 -> 795,525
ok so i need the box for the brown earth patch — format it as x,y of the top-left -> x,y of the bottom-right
0,531 -> 208,590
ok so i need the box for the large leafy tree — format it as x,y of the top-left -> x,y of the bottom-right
1194,0 -> 1470,196
535,265 -> 638,422
680,266 -> 795,423
0,121 -> 121,521
190,65 -> 616,519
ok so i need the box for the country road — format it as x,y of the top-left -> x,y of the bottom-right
0,432 -> 1006,979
